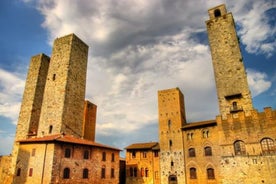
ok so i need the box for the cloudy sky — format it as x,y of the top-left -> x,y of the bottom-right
0,0 -> 275,156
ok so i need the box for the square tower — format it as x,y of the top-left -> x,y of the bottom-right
82,100 -> 97,141
38,34 -> 89,137
158,88 -> 186,184
206,4 -> 253,119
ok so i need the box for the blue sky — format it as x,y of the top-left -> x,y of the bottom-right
0,0 -> 275,156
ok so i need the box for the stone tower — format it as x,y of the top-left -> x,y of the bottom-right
82,100 -> 97,141
206,4 -> 253,119
15,54 -> 50,139
38,34 -> 88,137
158,88 -> 186,184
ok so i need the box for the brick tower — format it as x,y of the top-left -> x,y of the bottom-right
206,4 -> 253,119
38,34 -> 88,137
158,88 -> 186,184
82,100 -> 97,141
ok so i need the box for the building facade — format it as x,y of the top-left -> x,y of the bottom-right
3,34 -> 121,184
126,4 -> 276,184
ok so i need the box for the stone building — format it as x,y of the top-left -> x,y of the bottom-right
1,34 -> 121,184
126,4 -> 276,184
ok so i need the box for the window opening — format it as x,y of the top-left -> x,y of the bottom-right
190,168 -> 197,179
101,167 -> 106,178
111,168 -> 115,178
207,168 -> 215,179
102,152 -> 106,161
83,150 -> 89,159
234,140 -> 246,155
29,168 -> 33,177
83,168 -> 89,179
214,9 -> 221,17
111,153 -> 115,162
63,168 -> 70,179
189,148 -> 196,157
64,148 -> 71,158
49,125 -> 53,134
16,168 -> 21,176
261,138 -> 275,154
205,146 -> 212,156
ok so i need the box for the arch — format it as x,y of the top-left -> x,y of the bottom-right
83,168 -> 89,179
207,168 -> 215,179
168,174 -> 178,184
234,140 -> 246,155
261,137 -> 275,154
214,9 -> 221,17
188,148 -> 196,157
204,146 -> 212,156
63,168 -> 70,179
190,167 -> 197,179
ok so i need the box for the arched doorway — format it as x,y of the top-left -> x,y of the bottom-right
168,175 -> 177,184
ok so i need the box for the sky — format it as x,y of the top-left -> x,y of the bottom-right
0,0 -> 275,156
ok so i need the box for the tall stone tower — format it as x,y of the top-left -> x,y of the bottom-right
15,54 -> 50,139
82,100 -> 97,141
38,34 -> 88,137
158,88 -> 186,184
206,4 -> 253,119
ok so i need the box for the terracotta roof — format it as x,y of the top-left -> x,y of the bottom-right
182,119 -> 217,130
17,134 -> 121,151
125,142 -> 159,150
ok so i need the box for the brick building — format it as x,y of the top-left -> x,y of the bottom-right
126,4 -> 276,184
1,34 -> 121,184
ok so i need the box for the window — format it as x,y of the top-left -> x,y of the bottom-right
111,153 -> 115,162
29,168 -> 33,177
261,138 -> 275,154
101,167 -> 106,178
49,125 -> 53,134
204,146 -> 212,156
31,148 -> 36,157
63,168 -> 70,179
203,129 -> 209,138
168,119 -> 171,129
111,168 -> 115,178
83,168 -> 89,179
188,148 -> 196,157
132,151 -> 136,158
187,132 -> 193,140
142,151 -> 147,158
154,150 -> 159,157
141,168 -> 144,177
190,168 -> 197,179
169,140 -> 173,147
145,168 -> 149,177
130,167 -> 134,177
234,140 -> 246,155
64,148 -> 71,158
134,167 -> 138,177
83,150 -> 89,159
102,152 -> 106,161
214,9 -> 221,17
232,101 -> 238,110
16,168 -> 21,176
171,161 -> 174,167
207,168 -> 215,179
52,74 -> 56,81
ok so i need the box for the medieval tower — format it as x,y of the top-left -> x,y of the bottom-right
158,88 -> 186,184
206,4 -> 253,119
37,34 -> 88,138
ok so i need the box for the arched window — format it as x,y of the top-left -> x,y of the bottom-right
205,146 -> 212,156
188,148 -> 196,157
83,168 -> 89,179
64,148 -> 71,158
214,9 -> 221,17
63,168 -> 70,179
83,150 -> 89,159
261,138 -> 275,154
207,168 -> 215,179
234,140 -> 246,155
190,167 -> 197,179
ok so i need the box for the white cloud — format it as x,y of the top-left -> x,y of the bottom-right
247,69 -> 272,97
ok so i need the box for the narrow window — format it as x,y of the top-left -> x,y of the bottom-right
130,167 -> 134,177
190,167 -> 197,179
134,167 -> 138,177
83,168 -> 89,179
143,151 -> 147,158
207,168 -> 215,179
63,168 -> 70,179
145,168 -> 149,177
261,138 -> 275,154
171,161 -> 174,167
214,9 -> 221,17
29,168 -> 33,177
132,151 -> 136,158
31,148 -> 36,157
203,130 -> 209,138
205,146 -> 212,156
169,140 -> 173,147
49,125 -> 53,134
83,150 -> 89,159
141,168 -> 144,177
101,167 -> 106,178
111,153 -> 115,162
232,101 -> 238,110
102,152 -> 106,161
189,148 -> 196,157
168,119 -> 171,129
52,74 -> 56,81
64,148 -> 71,158
111,168 -> 115,178
154,150 -> 159,157
234,140 -> 246,155
16,168 -> 21,176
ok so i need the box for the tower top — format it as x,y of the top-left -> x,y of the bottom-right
207,4 -> 228,20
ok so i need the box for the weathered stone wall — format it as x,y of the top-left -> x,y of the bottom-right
0,155 -> 12,184
206,4 -> 253,119
158,88 -> 186,184
82,100 -> 97,141
38,34 -> 88,138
